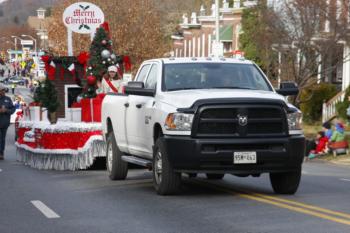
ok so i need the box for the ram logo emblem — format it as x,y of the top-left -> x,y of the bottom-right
237,114 -> 248,126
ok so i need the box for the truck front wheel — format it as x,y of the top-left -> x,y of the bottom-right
106,132 -> 128,180
269,168 -> 301,194
153,138 -> 181,195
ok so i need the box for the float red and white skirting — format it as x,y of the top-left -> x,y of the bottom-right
15,121 -> 106,171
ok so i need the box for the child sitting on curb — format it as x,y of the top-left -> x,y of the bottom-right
322,121 -> 333,140
308,131 -> 329,159
328,122 -> 348,156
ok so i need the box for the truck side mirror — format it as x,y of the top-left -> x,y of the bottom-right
127,81 -> 144,89
125,81 -> 155,97
276,82 -> 299,96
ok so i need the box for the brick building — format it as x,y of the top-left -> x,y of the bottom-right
171,0 -> 257,58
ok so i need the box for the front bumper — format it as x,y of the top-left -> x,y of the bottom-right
161,135 -> 305,174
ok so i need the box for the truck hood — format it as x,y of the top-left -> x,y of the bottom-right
159,89 -> 286,108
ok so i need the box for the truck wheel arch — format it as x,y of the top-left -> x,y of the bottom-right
153,123 -> 163,143
107,118 -> 113,135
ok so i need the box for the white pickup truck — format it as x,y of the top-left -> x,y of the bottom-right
102,57 -> 305,195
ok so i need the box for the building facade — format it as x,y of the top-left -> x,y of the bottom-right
27,8 -> 50,50
171,0 -> 257,58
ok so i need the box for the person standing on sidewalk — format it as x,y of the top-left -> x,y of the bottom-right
0,84 -> 15,160
11,83 -> 16,95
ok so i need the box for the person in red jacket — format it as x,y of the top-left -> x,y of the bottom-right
308,131 -> 328,159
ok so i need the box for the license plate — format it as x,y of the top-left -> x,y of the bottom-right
234,152 -> 257,164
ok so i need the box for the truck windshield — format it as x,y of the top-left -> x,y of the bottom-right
163,63 -> 272,92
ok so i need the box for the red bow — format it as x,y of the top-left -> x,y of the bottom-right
77,52 -> 90,65
100,22 -> 110,34
123,56 -> 132,72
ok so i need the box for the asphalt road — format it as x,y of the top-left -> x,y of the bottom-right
1,125 -> 350,233
6,84 -> 33,103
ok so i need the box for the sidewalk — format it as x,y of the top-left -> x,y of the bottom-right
314,154 -> 350,166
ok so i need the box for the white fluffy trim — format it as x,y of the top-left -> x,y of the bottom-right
16,136 -> 106,171
18,121 -> 102,133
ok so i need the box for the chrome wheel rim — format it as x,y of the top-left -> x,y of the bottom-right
107,142 -> 113,172
154,151 -> 162,185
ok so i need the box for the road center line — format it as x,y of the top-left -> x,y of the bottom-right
190,180 -> 350,226
340,178 -> 350,182
31,200 -> 60,219
251,192 -> 350,220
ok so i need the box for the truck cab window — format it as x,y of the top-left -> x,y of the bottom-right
136,64 -> 151,82
145,64 -> 158,90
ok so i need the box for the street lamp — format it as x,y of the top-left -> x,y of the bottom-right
11,35 -> 23,60
21,34 -> 37,59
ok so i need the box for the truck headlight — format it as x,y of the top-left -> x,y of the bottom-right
165,113 -> 194,131
287,111 -> 303,133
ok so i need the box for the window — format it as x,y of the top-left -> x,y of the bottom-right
145,64 -> 158,89
163,63 -> 272,92
136,64 -> 151,82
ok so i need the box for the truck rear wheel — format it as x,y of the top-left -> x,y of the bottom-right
206,174 -> 225,180
153,138 -> 181,195
106,132 -> 128,180
269,168 -> 301,194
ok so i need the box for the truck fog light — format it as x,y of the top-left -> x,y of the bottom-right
165,113 -> 194,131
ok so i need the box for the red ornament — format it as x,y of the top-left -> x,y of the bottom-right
87,75 -> 97,86
102,40 -> 107,45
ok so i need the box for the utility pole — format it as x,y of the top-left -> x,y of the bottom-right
215,0 -> 219,44
212,0 -> 223,57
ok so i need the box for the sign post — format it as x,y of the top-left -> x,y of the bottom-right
63,2 -> 105,55
67,29 -> 73,56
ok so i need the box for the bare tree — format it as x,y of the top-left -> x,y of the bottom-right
269,0 -> 350,95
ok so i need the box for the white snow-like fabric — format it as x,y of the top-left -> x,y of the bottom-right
16,136 -> 106,171
18,121 -> 103,133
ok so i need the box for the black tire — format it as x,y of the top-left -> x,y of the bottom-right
206,173 -> 225,180
153,138 -> 181,195
270,168 -> 301,194
106,132 -> 128,180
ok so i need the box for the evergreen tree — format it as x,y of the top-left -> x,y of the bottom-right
33,82 -> 43,104
87,25 -> 118,80
240,6 -> 262,66
41,78 -> 59,113
239,1 -> 275,78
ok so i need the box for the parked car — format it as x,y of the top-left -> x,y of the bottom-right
0,76 -> 9,83
8,76 -> 25,85
102,57 -> 305,195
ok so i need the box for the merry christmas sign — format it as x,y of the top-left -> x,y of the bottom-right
63,2 -> 105,34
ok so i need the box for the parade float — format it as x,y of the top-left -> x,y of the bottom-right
15,13 -> 132,170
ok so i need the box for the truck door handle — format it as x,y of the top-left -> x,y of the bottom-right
124,103 -> 129,108
136,104 -> 143,109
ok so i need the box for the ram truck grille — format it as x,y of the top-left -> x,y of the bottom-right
192,104 -> 288,138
